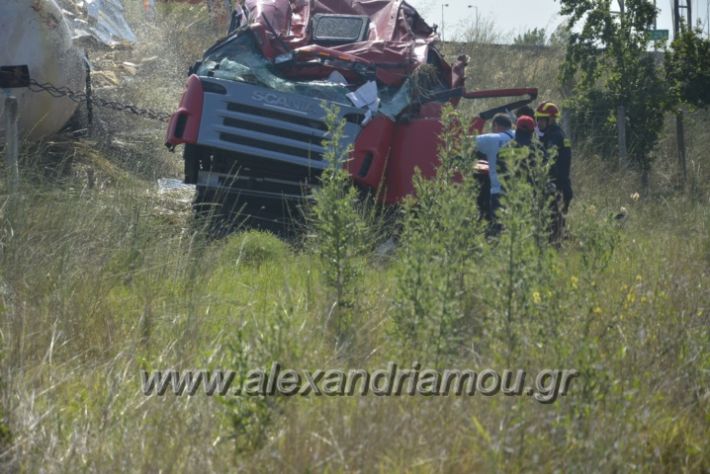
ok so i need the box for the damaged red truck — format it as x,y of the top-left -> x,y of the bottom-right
165,0 -> 537,229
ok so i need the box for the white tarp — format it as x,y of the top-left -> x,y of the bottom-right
58,0 -> 137,48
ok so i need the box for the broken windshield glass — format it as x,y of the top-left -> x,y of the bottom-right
197,32 -> 355,105
196,31 -> 451,121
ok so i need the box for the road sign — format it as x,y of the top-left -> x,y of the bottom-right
650,29 -> 670,41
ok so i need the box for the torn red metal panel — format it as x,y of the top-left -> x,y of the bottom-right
244,0 -> 438,86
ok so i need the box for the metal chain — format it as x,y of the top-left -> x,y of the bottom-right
28,78 -> 171,123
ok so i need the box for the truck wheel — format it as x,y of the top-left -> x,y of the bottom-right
184,144 -> 201,184
193,186 -> 220,219
192,186 -> 226,236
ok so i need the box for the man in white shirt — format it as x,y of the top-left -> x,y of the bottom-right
475,113 -> 515,222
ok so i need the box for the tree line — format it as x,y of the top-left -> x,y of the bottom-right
516,0 -> 710,186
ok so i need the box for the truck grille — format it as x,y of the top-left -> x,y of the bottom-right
222,103 -> 325,161
197,79 -> 363,171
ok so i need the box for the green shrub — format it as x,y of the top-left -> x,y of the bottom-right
393,105 -> 485,363
305,105 -> 373,344
220,230 -> 290,268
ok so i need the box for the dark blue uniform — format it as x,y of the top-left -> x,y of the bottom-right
541,123 -> 573,211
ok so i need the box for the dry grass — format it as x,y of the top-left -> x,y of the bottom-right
0,7 -> 708,474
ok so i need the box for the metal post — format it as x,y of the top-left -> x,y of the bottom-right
441,3 -> 449,42
468,4 -> 478,34
689,0 -> 693,26
4,95 -> 19,192
617,105 -> 628,167
674,0 -> 690,183
654,0 -> 658,51
616,0 -> 628,169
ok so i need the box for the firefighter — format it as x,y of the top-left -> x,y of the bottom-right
496,115 -> 542,180
492,115 -> 563,242
494,116 -> 545,214
511,115 -> 564,242
535,101 -> 573,214
512,115 -> 537,147
493,115 -> 540,202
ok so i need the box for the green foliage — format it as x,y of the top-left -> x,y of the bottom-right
2,139 -> 710,471
221,328 -> 280,454
485,140 -> 562,362
0,341 -> 10,454
2,10 -> 710,471
549,22 -> 573,49
0,286 -> 11,454
220,230 -> 289,267
514,27 -> 547,47
306,105 -> 372,340
393,105 -> 484,364
561,0 -> 668,168
392,113 -> 563,366
666,29 -> 710,108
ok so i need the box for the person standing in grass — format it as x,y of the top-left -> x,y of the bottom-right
504,115 -> 565,242
507,115 -> 547,180
535,101 -> 573,214
475,113 -> 515,224
490,115 -> 549,236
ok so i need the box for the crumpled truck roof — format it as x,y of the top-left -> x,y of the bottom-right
244,0 -> 444,86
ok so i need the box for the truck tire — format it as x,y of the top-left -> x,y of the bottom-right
194,186 -> 219,217
192,186 -> 230,236
184,144 -> 201,184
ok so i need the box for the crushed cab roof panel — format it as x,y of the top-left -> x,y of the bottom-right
244,0 -> 440,86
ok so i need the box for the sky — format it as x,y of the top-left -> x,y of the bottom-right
407,0 -> 710,43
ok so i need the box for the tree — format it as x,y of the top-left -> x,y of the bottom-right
549,22 -> 572,49
560,0 -> 668,177
514,27 -> 547,47
666,29 -> 710,108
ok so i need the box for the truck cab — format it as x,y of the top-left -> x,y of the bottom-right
166,0 -> 536,230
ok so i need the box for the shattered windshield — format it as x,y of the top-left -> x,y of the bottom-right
196,30 -> 449,120
196,32 -> 354,105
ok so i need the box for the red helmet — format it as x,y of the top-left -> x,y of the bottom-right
516,115 -> 536,133
535,102 -> 561,119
